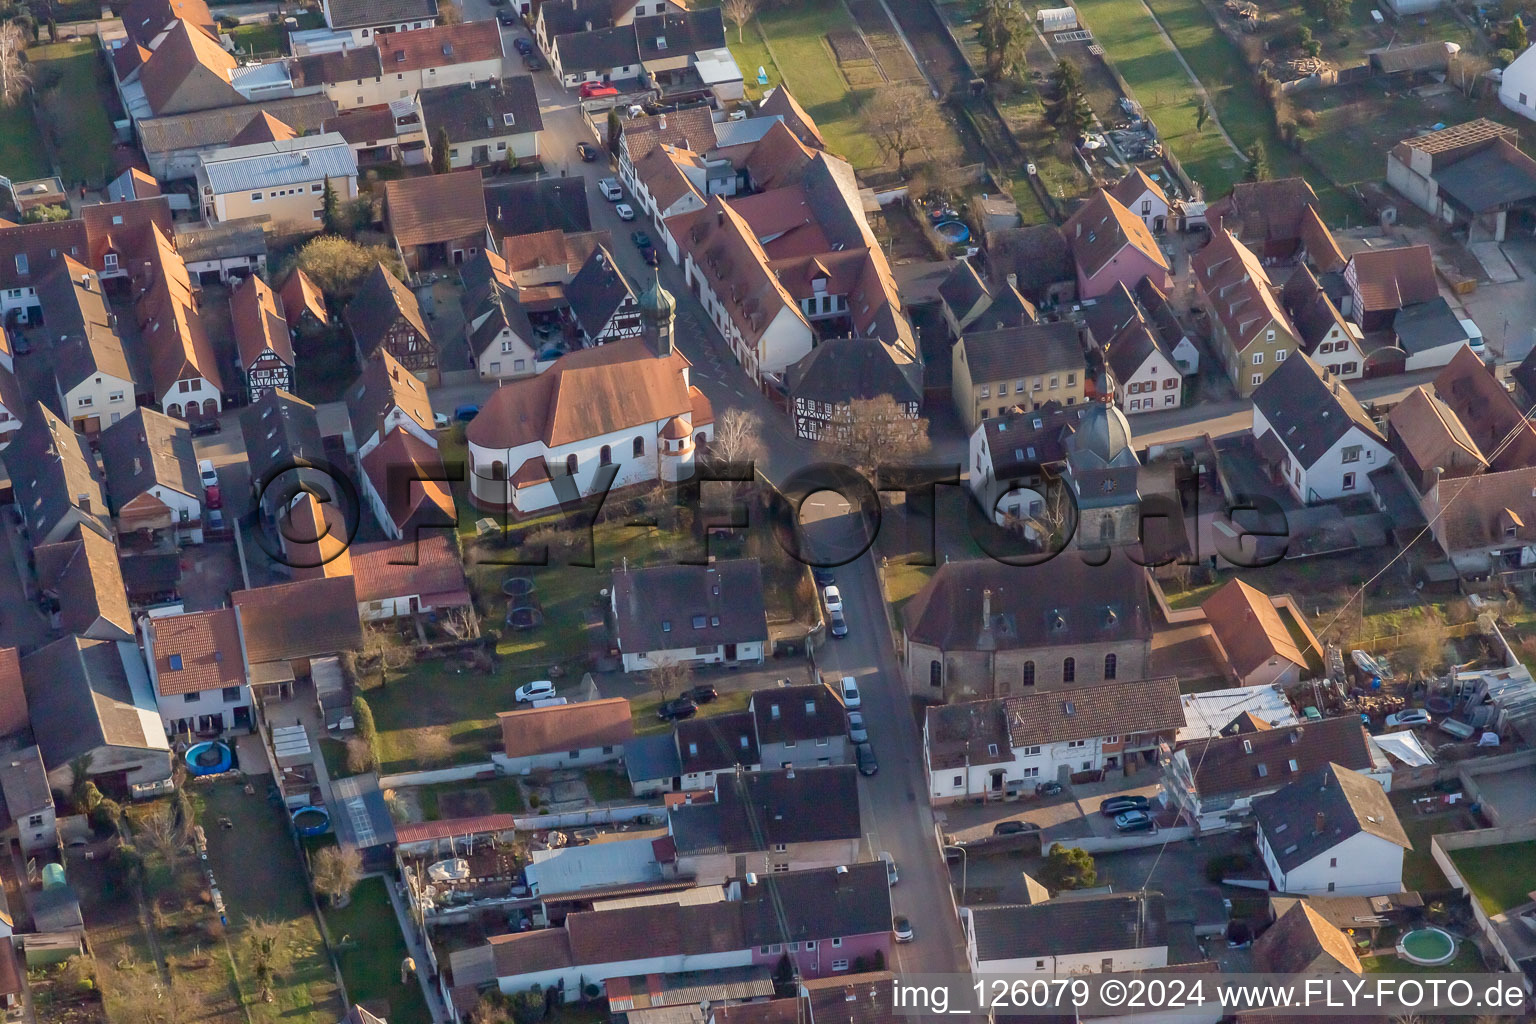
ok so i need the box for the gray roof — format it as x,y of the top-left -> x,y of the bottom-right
611,558 -> 768,654
99,408 -> 201,507
624,731 -> 683,783
325,0 -> 437,30
1433,142 -> 1536,212
985,223 -> 1075,303
1393,297 -> 1471,355
1252,352 -> 1383,470
682,766 -> 860,853
485,177 -> 591,236
417,76 -> 543,145
1065,399 -> 1137,470
635,8 -> 725,61
539,0 -> 613,38
345,263 -> 426,354
710,114 -> 781,150
966,286 -> 1036,333
291,46 -> 385,88
1105,319 -> 1167,384
938,260 -> 988,318
40,262 -> 133,394
784,337 -> 920,408
567,245 -> 637,338
676,711 -> 759,775
957,322 -> 1086,385
138,96 -> 338,154
750,683 -> 842,745
173,218 -> 269,263
201,133 -> 357,194
969,893 -> 1168,962
1081,283 -> 1141,347
1252,762 -> 1410,873
0,746 -> 53,828
6,404 -> 109,543
240,388 -> 325,494
329,773 -> 398,851
28,886 -> 83,933
738,862 -> 891,945
980,401 -> 1090,480
553,25 -> 640,74
20,636 -> 166,773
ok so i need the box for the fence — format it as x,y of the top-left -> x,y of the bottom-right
379,763 -> 499,789
1043,826 -> 1195,854
511,803 -> 660,830
1430,819 -> 1536,982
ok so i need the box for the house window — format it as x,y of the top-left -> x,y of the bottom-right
1330,857 -> 1337,868
1104,653 -> 1116,679
221,686 -> 241,702
1266,330 -> 1276,342
1049,376 -> 1059,389
600,445 -> 612,466
1252,373 -> 1263,386
832,959 -> 849,971
1066,739 -> 1086,749
1252,352 -> 1264,365
980,385 -> 990,399
930,660 -> 942,688
806,941 -> 816,950
1063,657 -> 1075,682
1021,745 -> 1040,756
1328,882 -> 1336,892
773,843 -> 788,852
1342,472 -> 1356,490
953,775 -> 963,787
311,183 -> 324,193
104,253 -> 118,268
1274,349 -> 1286,361
633,436 -> 645,457
251,192 -> 263,202
1341,445 -> 1361,463
1021,660 -> 1034,686
568,750 -> 580,758
27,815 -> 41,827
183,692 -> 199,703
831,938 -> 843,948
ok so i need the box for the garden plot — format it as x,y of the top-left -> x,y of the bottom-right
847,0 -> 927,84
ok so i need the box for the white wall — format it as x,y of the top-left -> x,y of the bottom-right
160,376 -> 222,418
1253,405 -> 1389,503
493,743 -> 624,776
58,374 -> 136,430
1259,826 -> 1404,896
156,684 -> 253,737
1500,48 -> 1536,120
927,736 -> 1112,801
619,639 -> 764,673
1119,350 -> 1182,415
357,406 -> 438,461
497,948 -> 751,1002
445,129 -> 540,168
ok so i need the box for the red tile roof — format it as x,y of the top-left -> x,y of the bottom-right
1064,189 -> 1167,279
394,813 -> 520,845
136,223 -> 224,396
81,196 -> 174,274
383,169 -> 488,249
230,273 -> 295,368
1192,229 -> 1294,353
1200,579 -> 1306,679
498,698 -> 634,757
152,608 -> 245,695
375,21 -> 504,72
278,268 -> 328,327
228,110 -> 296,147
1348,244 -> 1437,313
359,427 -> 455,533
349,533 -> 469,605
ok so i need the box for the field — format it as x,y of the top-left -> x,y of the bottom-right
1449,840 -> 1536,916
322,878 -> 432,1024
411,776 -> 525,819
28,40 -> 117,188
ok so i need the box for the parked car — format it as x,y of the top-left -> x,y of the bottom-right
658,696 -> 699,721
199,459 -> 219,490
1386,709 -> 1433,729
847,710 -> 868,743
1114,810 -> 1156,833
189,418 -> 222,437
855,741 -> 877,776
684,684 -> 718,704
630,229 -> 653,249
1099,795 -> 1150,817
992,819 -> 1039,836
497,8 -> 518,23
641,246 -> 659,266
880,850 -> 898,885
829,609 -> 848,638
615,203 -> 636,221
513,36 -> 533,53
433,412 -> 450,429
811,567 -> 835,586
455,403 -> 480,422
598,178 -> 623,200
837,675 -> 860,709
204,484 -> 222,510
514,680 -> 556,702
580,82 -> 620,98
207,508 -> 225,532
1035,781 -> 1063,797
576,141 -> 599,162
11,335 -> 29,356
822,585 -> 843,613
523,53 -> 544,70
892,916 -> 913,943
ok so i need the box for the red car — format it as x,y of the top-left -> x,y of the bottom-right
579,82 -> 619,98
204,484 -> 222,510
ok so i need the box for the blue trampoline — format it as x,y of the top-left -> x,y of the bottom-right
185,741 -> 233,776
935,221 -> 971,245
291,805 -> 331,836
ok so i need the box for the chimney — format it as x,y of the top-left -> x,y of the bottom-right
132,457 -> 142,475
716,209 -> 724,226
77,495 -> 91,514
659,114 -> 667,130
301,151 -> 311,165
1313,811 -> 1326,835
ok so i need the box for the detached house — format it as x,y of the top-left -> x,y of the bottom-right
42,259 -> 136,434
1251,352 -> 1390,503
495,698 -> 633,775
195,134 -> 358,228
383,169 -> 488,272
611,558 -> 768,671
143,608 -> 254,737
346,263 -> 437,384
1193,229 -> 1298,398
9,404 -> 112,546
1104,318 -> 1182,415
1062,189 -> 1170,299
229,274 -> 295,403
1200,579 -> 1311,689
417,76 -> 543,169
750,683 -> 848,769
1253,762 -> 1410,897
98,408 -> 204,546
1111,168 -> 1170,233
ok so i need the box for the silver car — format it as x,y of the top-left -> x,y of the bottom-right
847,710 -> 868,743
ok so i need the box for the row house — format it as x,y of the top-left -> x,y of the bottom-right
229,274 -> 296,403
0,219 -> 88,325
317,0 -> 438,49
1192,228 -> 1298,398
1062,189 -> 1170,300
142,608 -> 255,737
11,403 -> 113,545
98,408 -> 205,546
1251,352 -> 1390,503
418,76 -> 543,169
924,676 -> 1183,802
459,250 -> 540,382
1281,265 -> 1365,381
345,263 -> 437,384
611,559 -> 769,672
322,99 -> 430,165
134,224 -> 224,422
567,246 -> 644,344
41,259 -> 137,434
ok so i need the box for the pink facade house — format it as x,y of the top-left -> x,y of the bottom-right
1064,190 -> 1171,300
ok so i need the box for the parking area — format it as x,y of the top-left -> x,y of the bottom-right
938,775 -> 1167,844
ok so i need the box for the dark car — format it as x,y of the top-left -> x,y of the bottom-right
811,567 -> 835,585
576,141 -> 599,162
513,37 -> 533,54
684,684 -> 718,704
992,820 -> 1040,836
657,697 -> 698,721
855,742 -> 877,776
641,245 -> 659,266
455,403 -> 480,422
497,8 -> 518,23
1034,781 -> 1063,797
1114,810 -> 1156,833
1099,795 -> 1151,817
188,418 -> 222,437
11,335 -> 29,356
523,54 -> 544,70
630,230 -> 653,249
829,609 -> 848,638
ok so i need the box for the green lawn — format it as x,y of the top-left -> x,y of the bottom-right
583,767 -> 634,803
729,2 -> 882,171
630,687 -> 753,736
0,98 -> 48,182
1450,841 -> 1536,916
411,776 -> 525,820
324,878 -> 433,1024
29,40 -> 116,188
1361,944 -> 1485,974
1396,803 -> 1469,892
228,21 -> 287,57
367,661 -> 524,774
198,782 -> 344,1023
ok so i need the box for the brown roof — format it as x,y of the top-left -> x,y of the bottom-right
713,1000 -> 810,1024
1207,177 -> 1323,248
671,197 -> 808,349
1253,901 -> 1362,975
497,697 -> 634,757
323,103 -> 401,147
1184,716 -> 1374,799
1280,264 -> 1353,354
1387,385 -> 1486,480
466,339 -> 696,449
375,21 -> 503,72
757,86 -> 825,149
359,428 -> 456,534
1431,344 -> 1536,470
1192,229 -> 1293,352
1435,465 -> 1536,552
745,119 -> 816,191
348,348 -> 434,443
1348,244 -> 1437,313
151,608 -> 245,695
1063,189 -> 1167,279
623,106 -> 717,163
349,534 -> 468,605
565,901 -> 744,965
229,110 -> 296,147
1003,676 -> 1183,748
278,268 -> 328,327
635,144 -> 703,213
0,218 -> 88,292
81,196 -> 174,273
1298,204 -> 1345,273
136,223 -> 224,396
489,929 -> 575,976
230,274 -> 295,369
280,491 -> 353,580
138,19 -> 239,115
499,229 -> 569,274
383,169 -> 488,249
803,972 -> 900,1024
34,526 -> 133,642
1200,579 -> 1306,679
345,263 -> 430,353
1110,167 -> 1167,210
122,0 -> 217,48
924,698 -> 1014,771
233,576 -> 363,662
0,648 -> 28,738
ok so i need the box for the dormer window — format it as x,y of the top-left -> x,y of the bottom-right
804,700 -> 815,715
692,614 -> 706,629
14,254 -> 26,275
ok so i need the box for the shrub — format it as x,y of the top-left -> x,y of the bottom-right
1041,845 -> 1097,890
1296,108 -> 1319,128
216,13 -> 239,28
352,695 -> 380,772
1204,852 -> 1254,883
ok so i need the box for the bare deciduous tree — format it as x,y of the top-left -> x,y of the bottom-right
134,804 -> 189,873
438,0 -> 464,24
0,24 -> 30,108
707,407 -> 764,467
647,653 -> 693,703
310,845 -> 363,907
245,918 -> 290,1004
1393,607 -> 1447,680
859,86 -> 943,175
825,394 -> 930,476
723,0 -> 757,42
100,961 -> 190,1024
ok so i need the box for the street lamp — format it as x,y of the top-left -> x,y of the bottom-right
943,844 -> 968,906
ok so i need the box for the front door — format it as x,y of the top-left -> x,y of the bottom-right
724,643 -> 737,660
